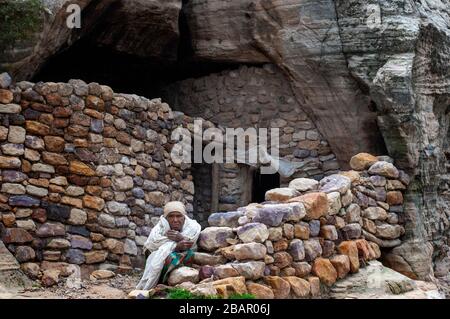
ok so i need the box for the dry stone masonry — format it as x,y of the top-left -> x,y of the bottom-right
0,74 -> 214,285
163,153 -> 409,298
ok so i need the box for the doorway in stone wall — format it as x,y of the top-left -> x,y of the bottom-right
252,168 -> 280,203
191,163 -> 219,227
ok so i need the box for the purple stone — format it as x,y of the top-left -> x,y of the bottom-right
67,226 -> 90,237
309,220 -> 321,237
208,211 -> 243,227
9,195 -> 40,207
90,119 -> 104,133
66,249 -> 85,265
341,223 -> 362,240
253,206 -> 287,227
199,266 -> 215,281
2,170 -> 27,182
288,239 -> 305,261
355,191 -> 369,208
322,240 -> 335,258
71,236 -> 93,250
132,188 -> 145,199
75,148 -> 97,162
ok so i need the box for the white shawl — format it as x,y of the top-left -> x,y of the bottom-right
135,215 -> 201,290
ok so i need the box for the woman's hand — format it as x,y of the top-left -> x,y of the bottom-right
166,230 -> 184,242
175,240 -> 193,252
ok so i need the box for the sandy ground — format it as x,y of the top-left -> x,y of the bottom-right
0,273 -> 140,299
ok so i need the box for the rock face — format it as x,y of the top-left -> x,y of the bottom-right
328,261 -> 444,299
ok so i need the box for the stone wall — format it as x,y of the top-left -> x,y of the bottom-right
0,74 -> 201,280
165,154 -> 410,299
166,64 -> 340,211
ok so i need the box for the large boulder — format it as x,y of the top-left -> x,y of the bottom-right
230,261 -> 266,280
168,267 -> 199,286
350,153 -> 378,170
265,188 -> 300,202
319,174 -> 351,195
208,211 -> 243,228
246,283 -> 274,299
288,192 -> 329,220
220,243 -> 267,261
236,223 -> 269,243
368,161 -> 399,179
288,178 -> 319,192
198,227 -> 234,251
312,258 -> 338,287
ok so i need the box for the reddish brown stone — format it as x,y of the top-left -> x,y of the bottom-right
330,255 -> 351,279
29,178 -> 49,188
67,125 -> 89,137
338,241 -> 360,273
116,131 -> 131,145
386,191 -> 403,205
67,175 -> 89,186
45,93 -> 62,106
103,126 -> 117,138
2,213 -> 16,227
0,89 -> 14,103
55,165 -> 70,176
48,184 -> 65,193
22,160 -> 32,173
60,196 -> 82,208
273,238 -> 289,252
83,195 -> 105,211
86,186 -> 102,196
30,102 -> 53,113
2,228 -> 33,243
44,136 -> 65,152
32,208 -> 47,223
86,95 -> 105,111
69,161 -> 96,176
42,152 -> 68,166
84,250 -> 108,264
273,251 -> 293,269
246,283 -> 274,299
84,108 -> 103,119
90,233 -> 105,242
39,114 -> 54,126
263,276 -> 290,299
312,258 -> 337,286
53,106 -> 72,117
54,118 -> 69,128
289,192 -> 329,220
26,121 -> 50,135
100,227 -> 127,239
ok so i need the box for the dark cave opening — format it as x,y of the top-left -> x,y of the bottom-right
32,37 -> 243,101
252,169 -> 280,203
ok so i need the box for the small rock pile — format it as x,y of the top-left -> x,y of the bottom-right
163,153 -> 409,299
0,73 -> 214,286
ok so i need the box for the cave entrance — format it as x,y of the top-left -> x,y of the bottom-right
252,168 -> 280,203
191,163 -> 220,227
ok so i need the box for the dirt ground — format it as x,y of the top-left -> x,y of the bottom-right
0,273 -> 141,299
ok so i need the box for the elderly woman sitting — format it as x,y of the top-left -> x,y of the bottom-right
135,201 -> 201,290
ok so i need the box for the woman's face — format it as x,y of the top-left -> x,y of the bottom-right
166,211 -> 185,231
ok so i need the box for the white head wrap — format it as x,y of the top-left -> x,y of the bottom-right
163,201 -> 187,218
